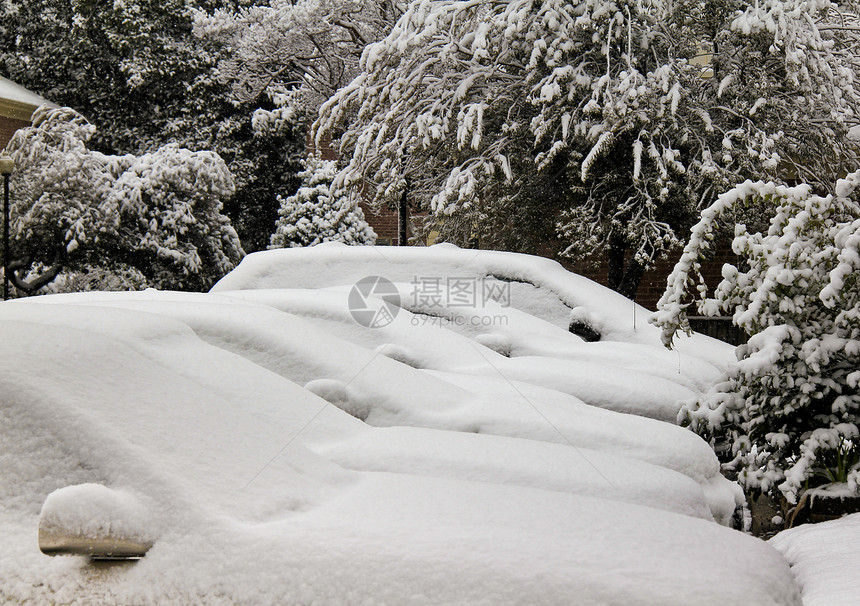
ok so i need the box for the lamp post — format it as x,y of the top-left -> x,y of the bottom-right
0,155 -> 14,301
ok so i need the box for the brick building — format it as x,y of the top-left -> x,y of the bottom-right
359,201 -> 431,247
0,76 -> 54,149
360,203 -> 735,312
359,202 -> 400,246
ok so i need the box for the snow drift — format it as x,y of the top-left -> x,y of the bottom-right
0,245 -> 801,605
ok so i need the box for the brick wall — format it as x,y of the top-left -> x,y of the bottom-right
361,202 -> 431,246
639,242 -> 738,310
363,202 -> 737,310
0,116 -> 28,150
361,202 -> 399,245
562,243 -> 738,311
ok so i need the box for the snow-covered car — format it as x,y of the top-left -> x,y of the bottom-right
1,244 -> 804,604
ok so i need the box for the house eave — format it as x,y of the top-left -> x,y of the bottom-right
0,97 -> 40,122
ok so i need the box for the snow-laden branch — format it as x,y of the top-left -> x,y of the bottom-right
316,0 -> 860,296
194,0 -> 403,106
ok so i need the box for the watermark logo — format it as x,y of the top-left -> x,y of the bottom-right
348,275 -> 400,328
410,314 -> 510,328
409,276 -> 511,309
349,275 -> 512,329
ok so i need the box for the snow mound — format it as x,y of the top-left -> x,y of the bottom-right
212,243 -> 733,368
771,513 -> 860,606
0,246 -> 801,604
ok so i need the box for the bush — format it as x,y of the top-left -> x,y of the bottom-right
4,106 -> 244,293
652,173 -> 860,503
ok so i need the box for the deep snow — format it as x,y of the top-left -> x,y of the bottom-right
0,244 -> 808,604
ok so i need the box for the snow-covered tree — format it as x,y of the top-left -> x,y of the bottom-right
193,0 -> 404,106
189,0 -> 405,248
39,264 -> 152,295
269,155 -> 376,248
652,173 -> 860,504
316,0 -> 860,298
0,0 -> 215,154
3,106 -> 244,293
0,0 -> 306,252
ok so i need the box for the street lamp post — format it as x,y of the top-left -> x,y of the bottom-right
0,155 -> 14,301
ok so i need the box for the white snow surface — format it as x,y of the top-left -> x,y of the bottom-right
40,484 -> 156,544
770,513 -> 860,606
0,245 -> 803,604
213,243 -> 731,365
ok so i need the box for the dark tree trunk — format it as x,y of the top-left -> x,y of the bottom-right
398,186 -> 409,246
7,257 -> 63,295
606,235 -> 627,294
616,256 -> 646,300
605,236 -> 646,301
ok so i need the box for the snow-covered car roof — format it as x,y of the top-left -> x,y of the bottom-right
1,245 -> 804,604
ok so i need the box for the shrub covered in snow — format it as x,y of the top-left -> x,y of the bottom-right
269,156 -> 376,249
36,264 -> 150,294
0,0 -> 309,254
653,173 -> 860,503
4,105 -> 244,293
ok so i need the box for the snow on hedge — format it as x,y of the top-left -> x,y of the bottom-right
653,173 -> 860,504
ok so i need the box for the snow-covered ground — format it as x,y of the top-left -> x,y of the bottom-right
0,244 -> 823,604
770,512 -> 860,606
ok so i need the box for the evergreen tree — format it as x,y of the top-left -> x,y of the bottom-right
269,155 -> 376,248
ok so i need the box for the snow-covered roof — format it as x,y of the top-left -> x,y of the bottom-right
0,75 -> 55,122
